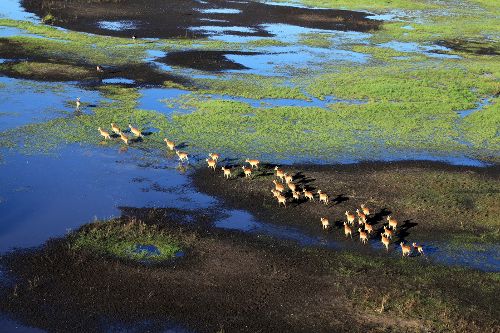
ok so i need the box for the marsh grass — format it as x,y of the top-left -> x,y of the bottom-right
71,219 -> 182,263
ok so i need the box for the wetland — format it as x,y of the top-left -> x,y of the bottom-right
0,0 -> 499,331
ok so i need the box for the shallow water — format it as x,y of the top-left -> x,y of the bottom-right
0,77 -> 101,132
0,2 -> 498,330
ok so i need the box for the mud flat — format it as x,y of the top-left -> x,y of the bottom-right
1,206 -> 499,332
21,0 -> 381,38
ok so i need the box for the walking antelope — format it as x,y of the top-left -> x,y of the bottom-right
412,242 -> 424,255
303,189 -> 314,201
273,180 -> 285,193
284,173 -> 293,184
358,228 -> 368,244
176,150 -> 189,162
361,204 -> 371,216
364,222 -> 373,234
356,209 -> 366,222
345,211 -> 356,225
206,158 -> 216,170
292,191 -> 300,201
387,216 -> 398,230
209,153 -> 220,162
383,226 -> 393,239
242,166 -> 252,178
321,217 -> 330,230
163,138 -> 175,151
129,124 -> 142,137
221,166 -> 231,179
287,181 -> 297,192
271,189 -> 280,198
276,194 -> 286,207
119,132 -> 129,145
274,166 -> 286,182
343,222 -> 352,238
400,242 -> 412,257
381,235 -> 390,251
317,190 -> 329,205
98,127 -> 111,140
245,159 -> 260,169
111,123 -> 121,135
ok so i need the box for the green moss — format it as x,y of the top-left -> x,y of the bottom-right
71,219 -> 182,262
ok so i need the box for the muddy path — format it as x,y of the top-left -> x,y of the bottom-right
21,0 -> 381,39
1,207 -> 498,333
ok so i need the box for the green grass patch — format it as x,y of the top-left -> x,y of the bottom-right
196,75 -> 308,100
71,219 -> 182,263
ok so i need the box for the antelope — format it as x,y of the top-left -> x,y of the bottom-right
111,123 -> 121,135
356,209 -> 366,222
245,159 -> 260,169
206,158 -> 216,170
119,132 -> 129,145
128,124 -> 142,137
287,181 -> 297,192
412,242 -> 424,255
209,153 -> 220,162
358,216 -> 366,226
361,204 -> 371,216
96,65 -> 104,72
358,228 -> 368,244
345,211 -> 356,225
242,166 -> 252,177
383,226 -> 393,239
221,167 -> 231,179
387,216 -> 398,230
343,222 -> 352,238
132,35 -> 137,40
163,138 -> 175,151
274,166 -> 286,182
400,242 -> 412,257
271,189 -> 280,198
273,180 -> 285,193
381,235 -> 390,251
292,191 -> 300,201
98,127 -> 111,140
303,189 -> 314,201
276,194 -> 286,207
364,222 -> 373,234
176,150 -> 189,162
317,190 -> 329,205
76,97 -> 81,109
284,173 -> 293,184
321,217 -> 329,230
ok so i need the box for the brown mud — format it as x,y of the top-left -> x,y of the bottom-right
0,206 -> 498,333
192,160 -> 500,242
21,0 -> 381,39
160,50 -> 263,72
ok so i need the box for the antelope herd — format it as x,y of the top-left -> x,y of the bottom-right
95,126 -> 425,257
